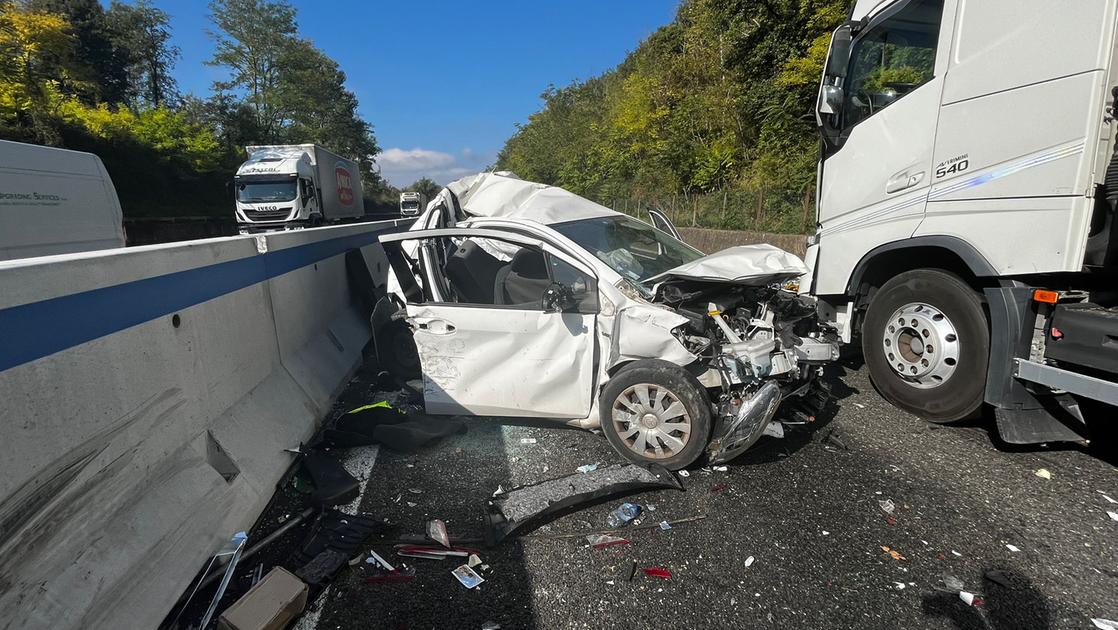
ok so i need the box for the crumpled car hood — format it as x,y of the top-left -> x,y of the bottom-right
644,244 -> 808,287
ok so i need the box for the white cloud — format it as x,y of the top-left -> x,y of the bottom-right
375,147 -> 495,187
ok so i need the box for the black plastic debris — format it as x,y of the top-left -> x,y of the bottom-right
292,510 -> 382,568
295,549 -> 350,586
300,451 -> 360,506
322,401 -> 467,452
484,463 -> 683,544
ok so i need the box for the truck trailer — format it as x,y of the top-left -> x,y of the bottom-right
807,0 -> 1118,444
234,144 -> 364,230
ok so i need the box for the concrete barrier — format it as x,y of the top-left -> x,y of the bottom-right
0,221 -> 401,629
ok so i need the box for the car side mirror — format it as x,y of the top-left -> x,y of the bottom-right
543,282 -> 578,313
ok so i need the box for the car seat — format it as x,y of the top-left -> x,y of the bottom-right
443,240 -> 505,304
495,248 -> 551,306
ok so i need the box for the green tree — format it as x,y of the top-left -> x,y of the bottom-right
405,176 -> 441,200
206,0 -> 296,140
106,0 -> 179,106
0,1 -> 76,142
27,0 -> 129,103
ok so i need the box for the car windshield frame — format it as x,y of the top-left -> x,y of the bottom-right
550,215 -> 704,286
237,179 -> 298,203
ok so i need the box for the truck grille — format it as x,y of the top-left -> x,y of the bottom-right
244,207 -> 292,222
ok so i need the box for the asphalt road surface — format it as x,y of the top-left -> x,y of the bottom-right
299,363 -> 1118,630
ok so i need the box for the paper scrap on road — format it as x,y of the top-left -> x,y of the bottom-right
452,564 -> 485,589
1006,544 -> 1021,552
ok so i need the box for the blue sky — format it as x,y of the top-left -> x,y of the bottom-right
148,0 -> 679,185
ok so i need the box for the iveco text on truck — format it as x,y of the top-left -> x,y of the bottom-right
234,144 -> 364,230
807,0 -> 1118,444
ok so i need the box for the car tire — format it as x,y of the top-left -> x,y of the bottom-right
598,360 -> 712,470
862,269 -> 989,422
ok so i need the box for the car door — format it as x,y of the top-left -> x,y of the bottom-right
647,208 -> 683,241
379,227 -> 600,419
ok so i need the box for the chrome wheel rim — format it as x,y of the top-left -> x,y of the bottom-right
612,383 -> 692,459
882,302 -> 960,389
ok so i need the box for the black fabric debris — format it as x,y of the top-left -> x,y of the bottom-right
301,451 -> 360,507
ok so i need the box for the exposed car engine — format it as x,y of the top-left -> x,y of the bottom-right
655,279 -> 840,463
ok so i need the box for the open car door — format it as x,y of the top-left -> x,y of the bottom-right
647,208 -> 683,241
380,227 -> 600,419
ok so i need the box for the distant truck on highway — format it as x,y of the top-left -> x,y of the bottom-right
234,144 -> 364,230
807,0 -> 1118,444
0,139 -> 125,261
399,191 -> 425,217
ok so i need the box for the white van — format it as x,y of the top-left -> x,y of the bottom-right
0,139 -> 126,261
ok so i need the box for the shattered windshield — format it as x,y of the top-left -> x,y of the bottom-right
552,215 -> 703,284
237,180 -> 297,203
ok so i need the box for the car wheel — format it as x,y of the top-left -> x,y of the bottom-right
862,269 -> 989,422
599,360 -> 712,470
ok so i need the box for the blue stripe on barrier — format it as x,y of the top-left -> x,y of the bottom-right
0,229 -> 390,373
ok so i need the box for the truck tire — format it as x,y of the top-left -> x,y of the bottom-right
862,269 -> 989,422
599,360 -> 712,470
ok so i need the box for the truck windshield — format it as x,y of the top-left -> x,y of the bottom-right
551,215 -> 703,284
402,201 -> 419,210
237,180 -> 297,203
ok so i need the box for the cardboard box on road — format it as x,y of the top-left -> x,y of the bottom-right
217,567 -> 308,630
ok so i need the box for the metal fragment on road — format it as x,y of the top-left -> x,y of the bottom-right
485,463 -> 682,543
878,499 -> 896,514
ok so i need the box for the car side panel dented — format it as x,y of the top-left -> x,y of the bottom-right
610,304 -> 696,369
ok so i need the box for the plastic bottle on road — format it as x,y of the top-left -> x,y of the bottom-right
607,502 -> 642,528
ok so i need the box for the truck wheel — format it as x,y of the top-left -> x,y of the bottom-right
863,269 -> 989,422
599,360 -> 712,470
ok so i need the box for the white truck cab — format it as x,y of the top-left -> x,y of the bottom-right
809,0 -> 1118,443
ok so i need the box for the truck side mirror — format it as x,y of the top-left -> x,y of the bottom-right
819,85 -> 844,115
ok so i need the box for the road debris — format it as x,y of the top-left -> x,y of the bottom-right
1092,619 -> 1118,630
984,570 -> 1011,588
452,564 -> 486,589
1006,544 -> 1021,553
587,534 -> 630,550
678,470 -> 690,478
712,465 -> 728,472
485,463 -> 681,543
427,519 -> 451,549
367,550 -> 395,572
364,566 -> 416,584
762,421 -> 785,438
951,550 -> 962,557
893,582 -> 906,590
217,567 -> 307,630
640,567 -> 673,580
1107,511 -> 1118,522
520,438 -> 537,444
942,574 -> 965,591
481,622 -> 501,630
577,463 -> 600,473
468,554 -> 483,568
395,545 -> 477,560
878,499 -> 896,514
710,483 -> 727,493
881,546 -> 906,561
959,591 -> 984,607
744,556 -> 755,568
607,503 -> 642,528
1100,492 -> 1117,504
658,520 -> 672,530
1035,468 -> 1052,480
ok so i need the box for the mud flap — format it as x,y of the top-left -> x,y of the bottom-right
993,393 -> 1089,444
484,463 -> 683,545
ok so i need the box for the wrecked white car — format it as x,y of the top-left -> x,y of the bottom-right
374,172 -> 839,469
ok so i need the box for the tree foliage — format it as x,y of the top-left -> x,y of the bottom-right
497,0 -> 848,233
405,176 -> 441,201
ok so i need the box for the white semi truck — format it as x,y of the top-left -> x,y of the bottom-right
234,144 -> 364,230
807,0 -> 1118,444
399,191 -> 425,217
